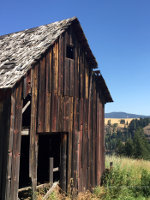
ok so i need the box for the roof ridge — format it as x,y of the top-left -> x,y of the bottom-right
0,16 -> 77,39
0,16 -> 98,89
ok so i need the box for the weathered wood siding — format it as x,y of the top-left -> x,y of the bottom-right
0,91 -> 11,200
28,26 -> 105,192
1,25 -> 106,200
0,84 -> 23,200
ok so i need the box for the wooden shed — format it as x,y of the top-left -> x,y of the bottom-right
0,17 -> 112,200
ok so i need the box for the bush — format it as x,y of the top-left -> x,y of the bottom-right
141,169 -> 150,197
120,119 -> 125,124
101,160 -> 150,200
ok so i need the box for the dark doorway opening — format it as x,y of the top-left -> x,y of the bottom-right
19,135 -> 31,188
37,134 -> 62,185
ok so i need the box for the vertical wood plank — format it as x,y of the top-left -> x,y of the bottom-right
52,42 -> 59,94
64,31 -> 70,96
71,98 -> 79,190
51,94 -> 57,132
30,65 -> 39,198
101,103 -> 105,175
84,99 -> 88,190
85,65 -> 89,99
2,92 -> 14,200
74,39 -> 79,98
58,35 -> 64,95
69,60 -> 74,97
49,49 -> 52,93
79,49 -> 85,99
38,57 -> 46,133
90,80 -> 94,188
87,73 -> 92,189
66,97 -> 73,192
60,134 -> 67,191
96,93 -> 101,185
0,93 -> 11,200
45,53 -> 51,132
78,98 -> 83,191
0,101 -> 3,199
23,70 -> 31,99
92,81 -> 96,187
10,83 -> 23,200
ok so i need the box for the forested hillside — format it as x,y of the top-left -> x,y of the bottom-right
105,112 -> 150,118
105,118 -> 150,160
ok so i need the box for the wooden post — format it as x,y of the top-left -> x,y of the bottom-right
110,162 -> 113,170
49,157 -> 53,186
60,134 -> 67,192
30,65 -> 39,200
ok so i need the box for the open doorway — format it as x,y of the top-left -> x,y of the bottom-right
19,135 -> 31,188
19,94 -> 31,189
37,133 -> 68,190
37,134 -> 61,184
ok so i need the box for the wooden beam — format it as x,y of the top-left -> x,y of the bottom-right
22,101 -> 30,114
21,129 -> 29,135
18,183 -> 50,193
42,182 -> 59,200
53,167 -> 59,172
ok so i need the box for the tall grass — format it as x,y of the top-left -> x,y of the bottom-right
35,156 -> 150,200
101,155 -> 150,200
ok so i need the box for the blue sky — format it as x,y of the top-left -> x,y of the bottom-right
0,0 -> 150,115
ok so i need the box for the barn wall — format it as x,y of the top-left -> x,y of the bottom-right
0,84 -> 23,200
1,26 -> 106,200
29,25 -> 106,192
0,91 -> 11,200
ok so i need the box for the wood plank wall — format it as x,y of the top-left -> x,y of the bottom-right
0,84 -> 23,200
28,26 -> 105,192
1,26 -> 106,199
0,91 -> 11,200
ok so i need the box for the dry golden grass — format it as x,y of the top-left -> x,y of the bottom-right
105,118 -> 139,128
36,185 -> 103,200
105,155 -> 150,178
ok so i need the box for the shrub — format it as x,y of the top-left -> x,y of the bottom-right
140,169 -> 150,197
120,119 -> 125,124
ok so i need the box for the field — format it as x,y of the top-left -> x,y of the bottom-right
105,118 -> 138,128
105,155 -> 150,172
35,156 -> 150,200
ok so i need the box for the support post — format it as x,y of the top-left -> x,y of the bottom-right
60,134 -> 67,192
110,162 -> 113,170
49,157 -> 53,186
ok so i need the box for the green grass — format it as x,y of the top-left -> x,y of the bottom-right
97,155 -> 150,200
36,156 -> 150,200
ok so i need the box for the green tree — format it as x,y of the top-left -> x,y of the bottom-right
124,139 -> 134,157
107,120 -> 111,126
120,119 -> 125,124
116,140 -> 125,155
133,128 -> 150,160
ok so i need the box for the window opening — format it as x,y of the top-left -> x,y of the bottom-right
66,45 -> 74,59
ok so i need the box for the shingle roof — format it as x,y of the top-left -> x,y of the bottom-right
0,17 -> 97,89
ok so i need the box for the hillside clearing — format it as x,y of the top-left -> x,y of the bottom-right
105,118 -> 139,128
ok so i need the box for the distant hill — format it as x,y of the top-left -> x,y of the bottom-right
105,112 -> 150,119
